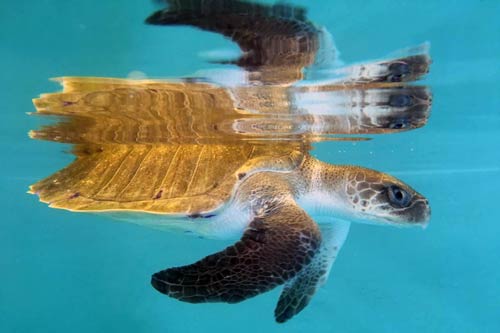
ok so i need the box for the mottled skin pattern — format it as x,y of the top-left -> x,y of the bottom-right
274,242 -> 331,323
342,165 -> 429,224
300,160 -> 426,223
152,174 -> 321,303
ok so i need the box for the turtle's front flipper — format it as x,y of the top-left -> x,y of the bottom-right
151,201 -> 320,304
275,220 -> 351,323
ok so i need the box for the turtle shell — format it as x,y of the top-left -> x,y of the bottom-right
30,142 -> 305,215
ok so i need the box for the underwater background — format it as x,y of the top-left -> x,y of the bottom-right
1,0 -> 499,332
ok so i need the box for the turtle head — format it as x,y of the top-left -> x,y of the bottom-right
378,86 -> 432,131
383,54 -> 431,83
352,86 -> 432,133
335,166 -> 430,227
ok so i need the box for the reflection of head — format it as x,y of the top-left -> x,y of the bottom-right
344,86 -> 432,133
373,86 -> 432,131
385,55 -> 431,83
329,51 -> 431,86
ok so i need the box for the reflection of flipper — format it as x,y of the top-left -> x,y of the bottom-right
151,200 -> 321,304
275,221 -> 350,323
146,0 -> 320,84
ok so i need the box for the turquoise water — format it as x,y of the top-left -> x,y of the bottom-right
2,1 -> 499,332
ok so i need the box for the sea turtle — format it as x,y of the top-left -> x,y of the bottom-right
29,143 -> 430,323
29,142 -> 430,323
30,82 -> 431,323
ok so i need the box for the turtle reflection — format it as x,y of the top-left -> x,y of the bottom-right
31,77 -> 431,142
29,0 -> 432,324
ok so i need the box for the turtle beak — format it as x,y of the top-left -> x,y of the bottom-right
410,198 -> 431,228
421,201 -> 431,229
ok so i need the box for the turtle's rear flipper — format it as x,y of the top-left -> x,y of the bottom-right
274,221 -> 351,323
151,201 -> 320,305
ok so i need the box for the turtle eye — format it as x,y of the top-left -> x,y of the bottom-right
387,185 -> 412,208
389,118 -> 410,129
387,74 -> 402,82
389,94 -> 413,107
387,62 -> 410,82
